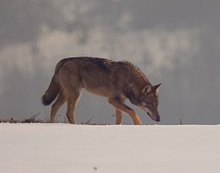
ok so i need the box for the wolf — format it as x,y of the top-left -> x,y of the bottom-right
42,57 -> 161,125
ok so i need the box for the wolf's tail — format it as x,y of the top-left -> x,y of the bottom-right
42,74 -> 60,105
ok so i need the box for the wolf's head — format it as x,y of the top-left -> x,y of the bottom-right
138,84 -> 161,122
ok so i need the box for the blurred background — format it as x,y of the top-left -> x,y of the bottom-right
0,0 -> 220,124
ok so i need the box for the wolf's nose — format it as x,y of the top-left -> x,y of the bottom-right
156,116 -> 160,122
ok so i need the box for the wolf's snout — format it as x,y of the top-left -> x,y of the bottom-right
156,116 -> 160,122
147,111 -> 160,122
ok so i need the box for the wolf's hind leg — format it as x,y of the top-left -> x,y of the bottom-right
108,98 -> 142,125
50,93 -> 66,123
66,91 -> 80,124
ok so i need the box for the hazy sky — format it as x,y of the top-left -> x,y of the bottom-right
0,0 -> 220,124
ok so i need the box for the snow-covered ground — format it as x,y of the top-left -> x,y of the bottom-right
0,124 -> 219,173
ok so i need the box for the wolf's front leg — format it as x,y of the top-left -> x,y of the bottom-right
108,98 -> 142,125
115,109 -> 123,125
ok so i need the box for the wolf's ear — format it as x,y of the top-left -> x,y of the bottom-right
142,84 -> 151,94
152,83 -> 161,92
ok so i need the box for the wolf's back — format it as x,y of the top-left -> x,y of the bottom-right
42,75 -> 60,105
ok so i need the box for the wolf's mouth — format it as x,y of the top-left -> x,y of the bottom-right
146,111 -> 160,122
139,105 -> 160,122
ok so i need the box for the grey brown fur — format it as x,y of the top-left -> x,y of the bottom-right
42,57 -> 161,125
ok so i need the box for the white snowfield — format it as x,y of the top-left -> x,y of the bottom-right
0,124 -> 219,173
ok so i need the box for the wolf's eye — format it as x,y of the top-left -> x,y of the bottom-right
146,103 -> 154,108
141,102 -> 147,106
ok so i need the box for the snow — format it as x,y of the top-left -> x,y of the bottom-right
0,124 -> 220,173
